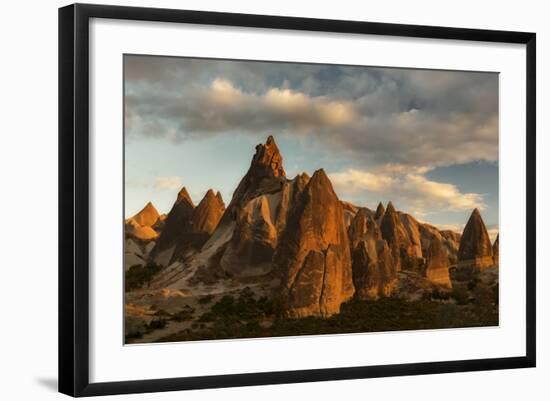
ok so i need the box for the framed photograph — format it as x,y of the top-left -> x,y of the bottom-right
58,3 -> 536,397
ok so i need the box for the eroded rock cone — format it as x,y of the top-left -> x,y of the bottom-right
380,202 -> 414,271
125,202 -> 161,241
192,190 -> 225,235
348,209 -> 382,249
200,138 -> 303,279
130,202 -> 160,227
275,169 -> 354,318
274,172 -> 310,233
150,187 -> 195,265
374,202 -> 385,223
425,235 -> 451,288
399,213 -> 424,259
170,190 -> 226,262
493,234 -> 499,265
224,135 -> 286,217
351,237 -> 397,300
457,208 -> 493,271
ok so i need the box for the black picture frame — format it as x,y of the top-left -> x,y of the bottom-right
58,3 -> 536,397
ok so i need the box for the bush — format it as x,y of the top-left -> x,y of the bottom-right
147,318 -> 167,331
450,285 -> 470,305
198,294 -> 215,305
125,263 -> 162,291
171,305 -> 195,322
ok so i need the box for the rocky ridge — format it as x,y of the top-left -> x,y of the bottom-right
125,136 -> 498,319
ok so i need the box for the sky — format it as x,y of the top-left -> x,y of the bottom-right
124,55 -> 499,239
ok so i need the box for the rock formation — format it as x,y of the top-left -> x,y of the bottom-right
125,135 -> 499,323
348,209 -> 381,248
399,213 -> 424,259
150,187 -> 195,265
493,234 -> 499,265
424,235 -> 451,287
351,236 -> 398,299
341,200 -> 360,227
170,190 -> 226,262
457,208 -> 494,271
380,202 -> 421,271
191,190 -> 225,235
209,137 -> 290,277
125,202 -> 161,241
220,193 -> 279,277
130,202 -> 160,227
374,202 -> 385,223
275,169 -> 355,318
125,218 -> 159,241
224,135 -> 286,217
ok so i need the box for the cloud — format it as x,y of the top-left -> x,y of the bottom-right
329,167 -> 486,217
124,55 -> 498,171
330,168 -> 397,193
153,176 -> 183,190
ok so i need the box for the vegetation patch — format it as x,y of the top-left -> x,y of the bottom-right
157,294 -> 498,343
125,263 -> 162,292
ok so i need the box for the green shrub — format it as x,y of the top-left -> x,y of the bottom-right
125,263 -> 162,291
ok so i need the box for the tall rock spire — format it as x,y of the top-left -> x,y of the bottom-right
374,202 -> 385,222
380,202 -> 411,270
457,208 -> 494,271
425,235 -> 451,287
226,136 -> 286,210
275,168 -> 355,318
150,186 -> 195,265
192,189 -> 225,235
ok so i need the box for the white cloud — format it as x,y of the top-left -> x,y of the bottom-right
330,168 -> 397,193
329,168 -> 486,217
153,176 -> 183,190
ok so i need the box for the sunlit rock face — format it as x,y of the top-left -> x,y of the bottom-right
457,208 -> 494,271
380,202 -> 423,272
275,169 -> 355,318
424,235 -> 451,288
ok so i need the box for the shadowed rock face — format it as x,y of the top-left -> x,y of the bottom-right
374,202 -> 385,225
150,187 -> 195,265
275,169 -> 354,318
425,235 -> 451,288
214,139 -> 298,278
493,234 -> 499,265
457,208 -> 493,271
170,190 -> 226,263
220,193 -> 279,277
